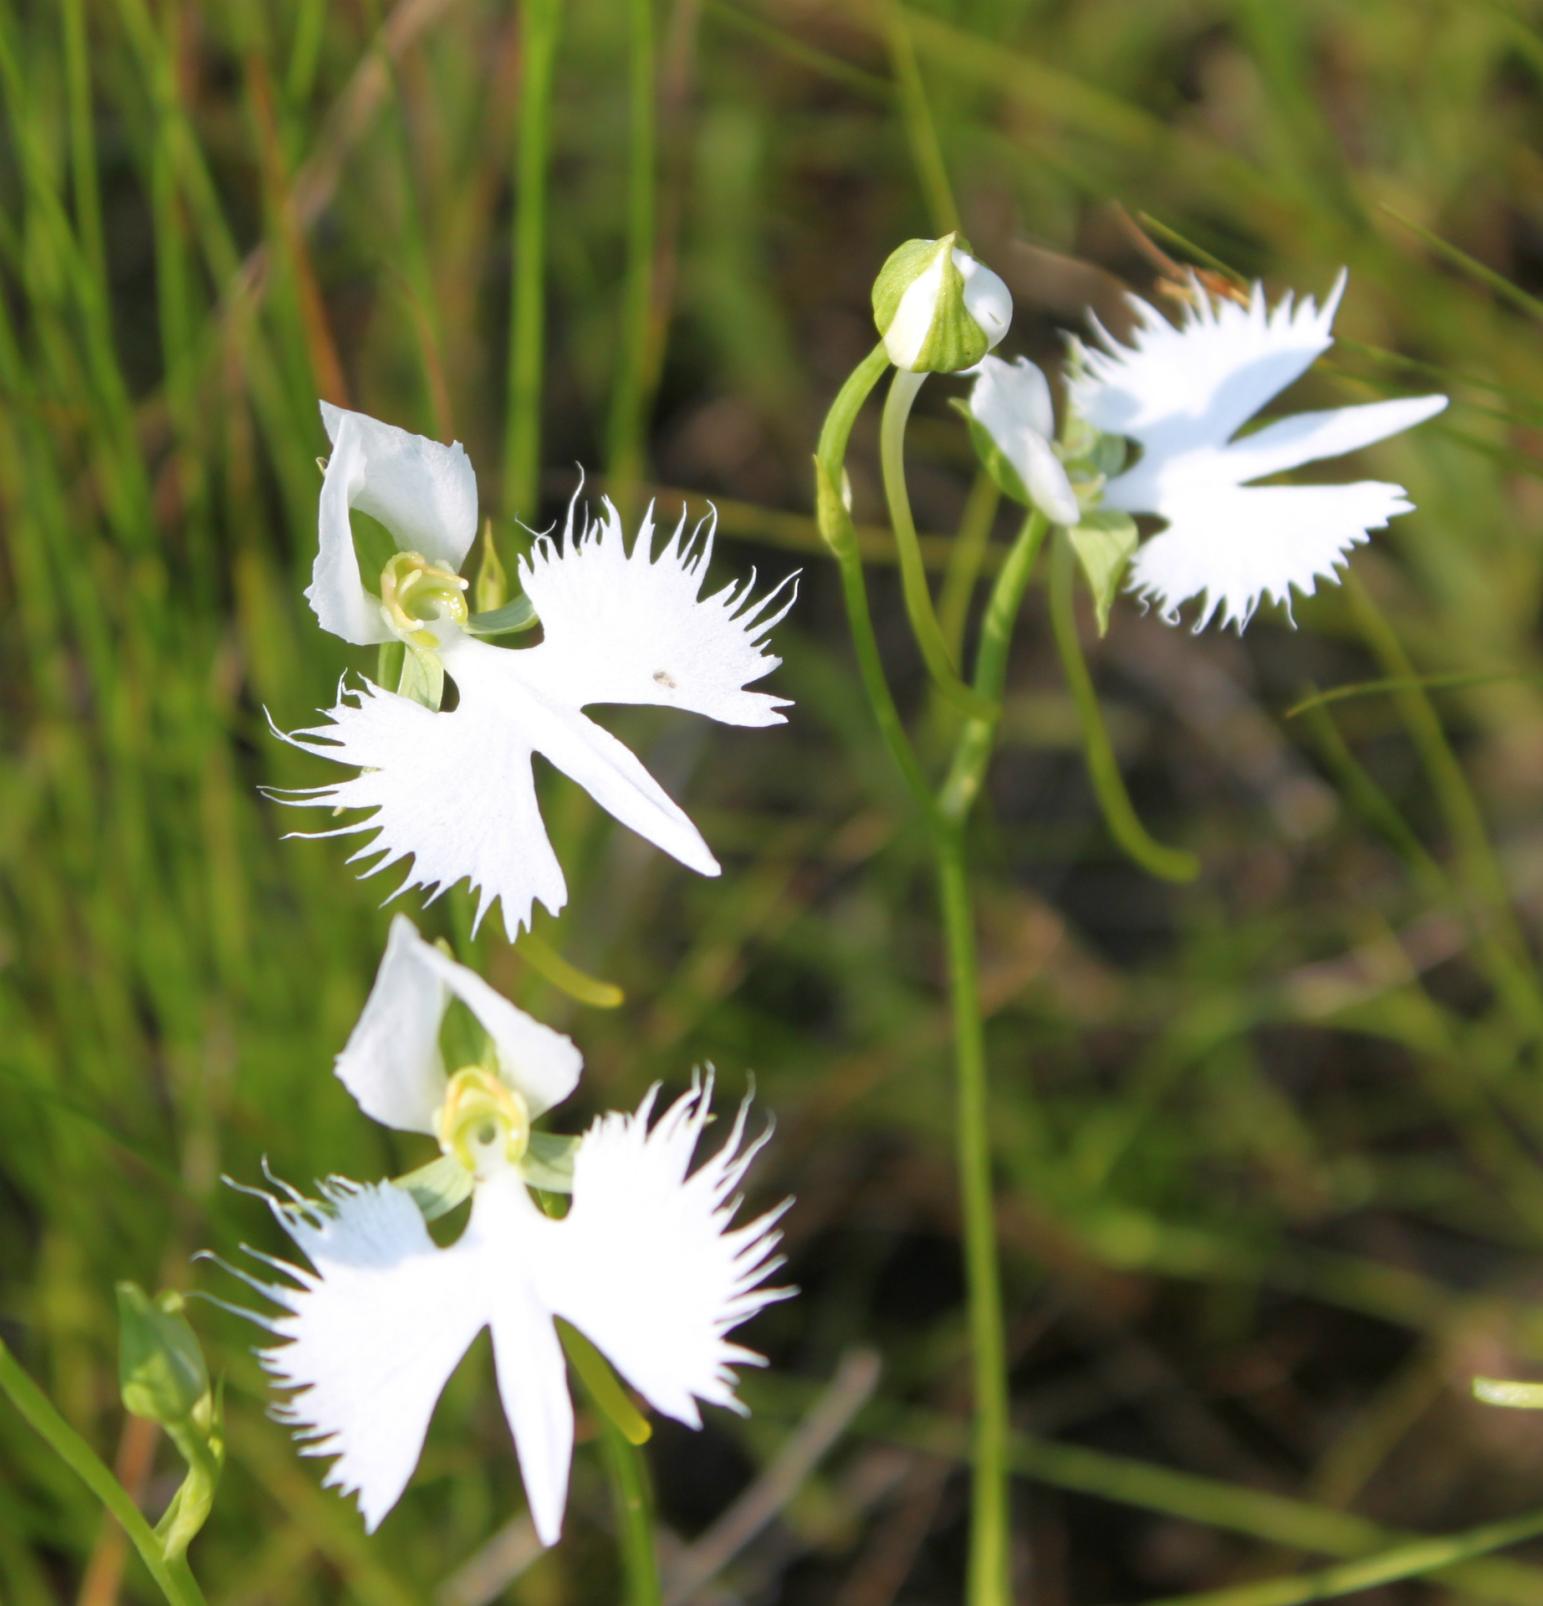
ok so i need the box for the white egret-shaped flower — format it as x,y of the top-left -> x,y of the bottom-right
277,404 -> 798,936
1067,273 -> 1447,631
215,916 -> 790,1544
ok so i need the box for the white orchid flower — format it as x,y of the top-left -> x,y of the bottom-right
963,355 -> 1081,527
1067,273 -> 1448,632
276,404 -> 797,936
214,915 -> 790,1544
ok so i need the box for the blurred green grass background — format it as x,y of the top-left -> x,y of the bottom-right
2,0 -> 1542,1600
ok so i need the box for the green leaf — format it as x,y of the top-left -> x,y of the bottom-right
1065,512 -> 1138,636
117,1283 -> 209,1428
465,596 -> 538,636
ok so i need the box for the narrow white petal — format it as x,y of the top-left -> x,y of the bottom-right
320,402 -> 478,570
309,414 -> 394,647
956,249 -> 1012,353
1071,272 -> 1347,466
967,356 -> 1079,525
534,1078 -> 792,1429
1206,394 -> 1448,485
268,665 -> 568,940
514,494 -> 794,727
1127,480 -> 1415,633
229,1177 -> 487,1532
970,353 -> 1055,441
339,916 -> 582,1127
466,1174 -> 575,1547
334,913 -> 449,1134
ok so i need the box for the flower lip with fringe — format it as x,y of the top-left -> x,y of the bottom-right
275,404 -> 798,937
1066,271 -> 1447,632
208,916 -> 791,1545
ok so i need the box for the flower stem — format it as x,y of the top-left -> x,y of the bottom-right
940,509 -> 1048,823
938,509 -> 1049,1604
598,1413 -> 663,1606
935,823 -> 1012,1604
0,1340 -> 207,1606
879,369 -> 996,719
815,344 -> 935,815
503,0 -> 561,520
1047,536 -> 1199,882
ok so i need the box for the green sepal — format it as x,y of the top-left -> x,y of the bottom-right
872,233 -> 993,373
465,596 -> 538,636
949,397 -> 1032,509
474,520 -> 510,613
117,1284 -> 209,1428
1065,512 -> 1139,637
395,1156 -> 475,1222
558,1320 -> 652,1445
521,1131 -> 580,1194
397,644 -> 445,710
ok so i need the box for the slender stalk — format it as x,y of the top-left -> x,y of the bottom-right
605,0 -> 657,521
814,344 -> 935,814
935,825 -> 1010,1604
598,1414 -> 663,1606
940,509 -> 1048,822
504,0 -> 561,520
818,360 -> 1048,1606
879,370 -> 994,717
1046,536 -> 1200,882
0,1342 -> 206,1606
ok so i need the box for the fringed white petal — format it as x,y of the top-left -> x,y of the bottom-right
967,356 -> 1080,526
309,405 -> 478,647
1071,273 -> 1348,464
514,494 -> 795,727
268,664 -> 567,940
231,1177 -> 487,1533
337,915 -> 582,1129
1126,480 -> 1415,633
270,632 -> 718,936
535,1077 -> 792,1429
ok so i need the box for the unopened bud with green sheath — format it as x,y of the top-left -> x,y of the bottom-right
872,234 -> 1012,373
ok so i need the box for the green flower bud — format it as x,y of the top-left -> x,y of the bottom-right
871,233 -> 1012,373
117,1283 -> 210,1428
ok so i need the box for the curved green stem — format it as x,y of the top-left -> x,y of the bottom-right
1049,536 -> 1199,883
0,1341 -> 206,1606
879,370 -> 996,718
815,344 -> 935,816
940,509 -> 1048,823
504,0 -> 561,519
